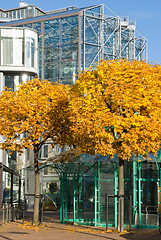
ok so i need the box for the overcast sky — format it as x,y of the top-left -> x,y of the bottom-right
1,0 -> 161,64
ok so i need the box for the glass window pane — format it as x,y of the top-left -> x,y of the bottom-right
31,38 -> 35,67
85,6 -> 101,17
61,44 -> 78,60
13,38 -> 23,65
85,45 -> 99,68
1,38 -> 13,65
5,75 -> 14,91
44,62 -> 59,80
85,17 -> 100,45
44,46 -> 59,63
44,19 -> 60,46
61,60 -> 78,84
24,23 -> 33,29
25,32 -> 37,68
33,22 -> 41,34
61,16 -> 78,44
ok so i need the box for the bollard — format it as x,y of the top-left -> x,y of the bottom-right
106,194 -> 108,231
120,196 -> 122,232
6,204 -> 8,222
9,204 -> 11,221
2,205 -> 4,223
120,195 -> 124,233
12,204 -> 15,221
129,194 -> 132,231
41,196 -> 43,224
23,195 -> 26,224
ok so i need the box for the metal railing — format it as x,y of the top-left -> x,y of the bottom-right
134,205 -> 158,226
0,203 -> 22,224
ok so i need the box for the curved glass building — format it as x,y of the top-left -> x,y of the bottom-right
0,27 -> 38,92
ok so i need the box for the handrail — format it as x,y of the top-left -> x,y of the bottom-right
145,206 -> 158,213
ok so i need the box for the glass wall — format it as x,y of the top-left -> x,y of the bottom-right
32,22 -> 42,78
84,6 -> 101,69
43,15 -> 78,84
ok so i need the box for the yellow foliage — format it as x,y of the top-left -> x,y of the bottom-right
0,78 -> 74,225
70,59 -> 161,160
0,78 -> 73,153
17,221 -> 49,232
64,226 -> 107,234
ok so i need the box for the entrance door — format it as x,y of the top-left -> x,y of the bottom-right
141,181 -> 158,226
137,162 -> 159,227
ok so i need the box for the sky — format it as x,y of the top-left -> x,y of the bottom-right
1,0 -> 161,64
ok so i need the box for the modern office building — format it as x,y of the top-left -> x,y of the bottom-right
0,24 -> 38,165
0,25 -> 38,218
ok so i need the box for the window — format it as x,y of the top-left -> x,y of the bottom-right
1,29 -> 23,66
5,75 -> 21,92
2,38 -> 13,65
39,145 -> 48,159
5,75 -> 14,91
25,30 -> 38,68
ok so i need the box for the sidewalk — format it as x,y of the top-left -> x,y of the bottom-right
0,212 -> 160,240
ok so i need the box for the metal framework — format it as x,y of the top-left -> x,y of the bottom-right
53,156 -> 161,229
82,4 -> 147,69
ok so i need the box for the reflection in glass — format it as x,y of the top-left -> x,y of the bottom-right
61,16 -> 78,44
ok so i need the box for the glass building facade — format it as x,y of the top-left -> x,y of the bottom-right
0,4 -> 147,85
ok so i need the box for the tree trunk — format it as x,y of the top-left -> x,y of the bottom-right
33,149 -> 40,225
117,158 -> 124,232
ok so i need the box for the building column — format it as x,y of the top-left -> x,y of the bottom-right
0,72 -> 4,92
0,72 -> 5,182
0,163 -> 3,208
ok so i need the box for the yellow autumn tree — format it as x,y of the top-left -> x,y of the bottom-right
70,59 -> 161,232
0,78 -> 73,225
